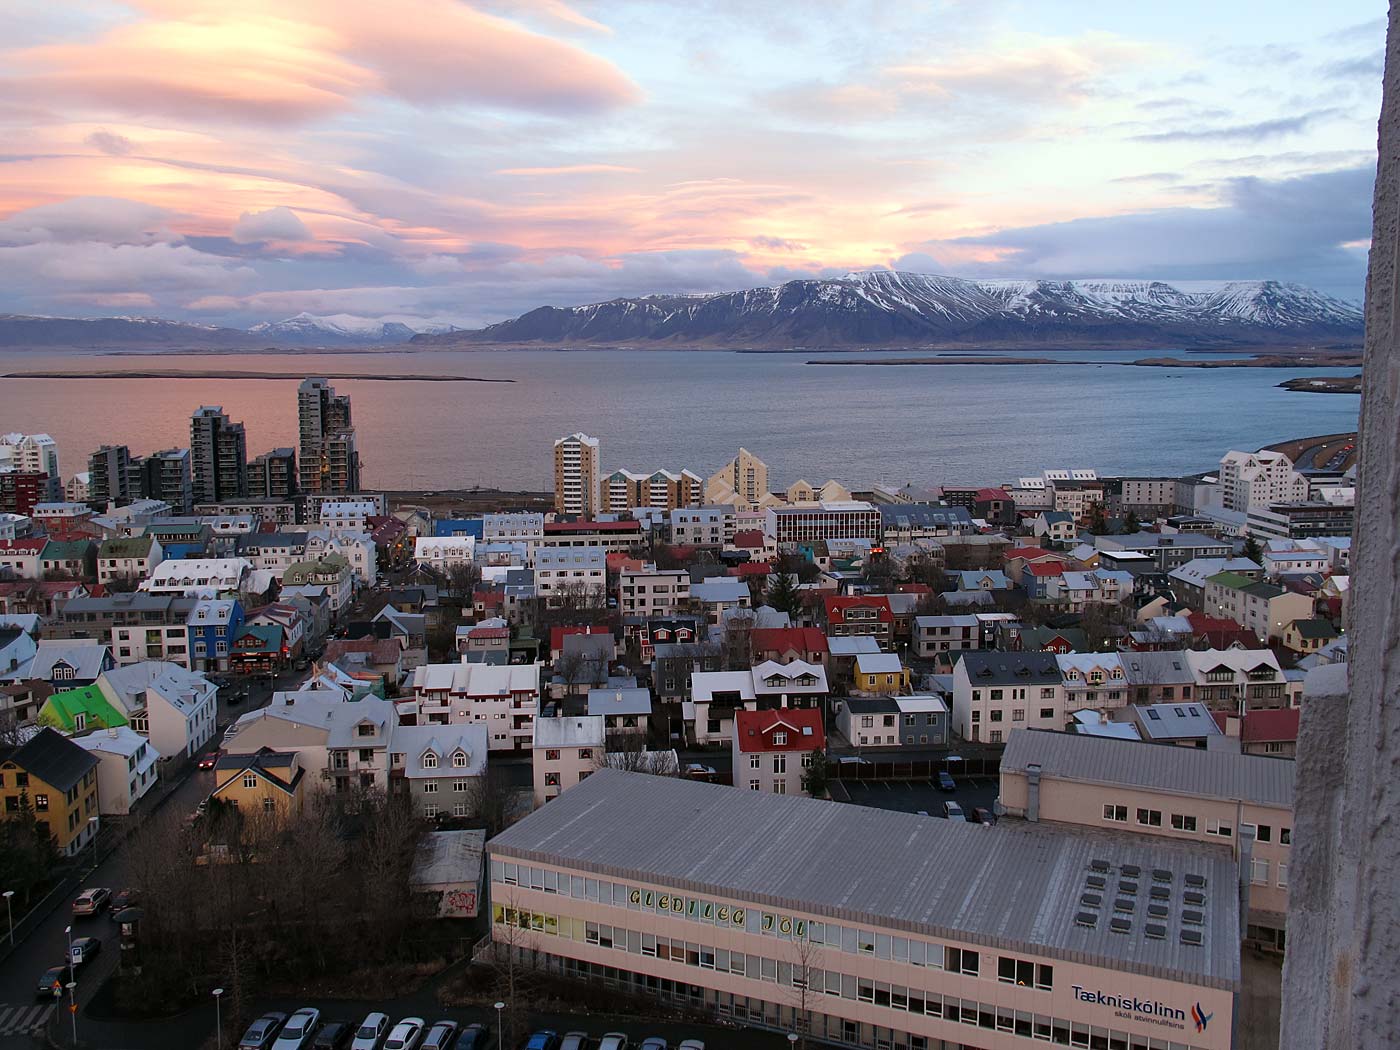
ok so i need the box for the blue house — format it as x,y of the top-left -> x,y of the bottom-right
187,598 -> 245,673
433,518 -> 484,539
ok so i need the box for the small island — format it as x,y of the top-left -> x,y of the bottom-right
1278,374 -> 1362,394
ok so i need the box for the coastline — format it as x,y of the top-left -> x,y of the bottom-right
0,370 -> 515,383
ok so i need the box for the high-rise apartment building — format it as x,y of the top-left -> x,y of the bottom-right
705,447 -> 769,509
135,448 -> 194,514
190,406 -> 248,504
599,467 -> 703,514
0,433 -> 61,501
250,448 -> 298,500
297,378 -> 360,495
1219,451 -> 1309,513
88,444 -> 134,507
553,433 -> 600,517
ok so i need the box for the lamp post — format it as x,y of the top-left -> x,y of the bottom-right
65,980 -> 77,1044
88,816 -> 99,871
493,1002 -> 504,1050
3,890 -> 13,946
213,988 -> 224,1050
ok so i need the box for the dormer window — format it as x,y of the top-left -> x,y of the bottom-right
1065,669 -> 1079,681
422,751 -> 439,769
773,731 -> 788,746
452,751 -> 468,768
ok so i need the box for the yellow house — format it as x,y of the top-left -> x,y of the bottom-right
210,748 -> 305,824
853,652 -> 912,695
0,727 -> 100,857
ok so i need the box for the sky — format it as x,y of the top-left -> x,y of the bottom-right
0,0 -> 1386,329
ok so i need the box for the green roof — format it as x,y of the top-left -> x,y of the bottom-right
98,536 -> 155,558
233,624 -> 283,653
40,540 -> 92,560
1206,571 -> 1256,590
1293,618 -> 1338,640
40,685 -> 128,732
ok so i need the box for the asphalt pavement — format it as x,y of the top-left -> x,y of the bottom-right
829,775 -> 1002,822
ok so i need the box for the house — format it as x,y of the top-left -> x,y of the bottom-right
1043,570 -> 1132,611
389,723 -> 488,818
222,695 -> 396,794
950,650 -> 1065,743
305,531 -> 377,587
39,683 -> 129,733
1212,707 -> 1302,757
954,569 -> 1010,592
650,641 -> 723,708
1030,511 -> 1076,544
1021,560 -> 1065,600
1120,651 -> 1199,705
912,615 -> 980,657
822,595 -> 894,645
97,660 -> 218,759
187,598 -> 244,673
48,592 -> 198,667
0,727 -> 100,856
281,555 -> 353,614
532,715 -> 604,805
0,624 -> 37,679
246,602 -> 309,658
403,662 -> 543,749
457,620 -> 511,664
1123,703 -> 1224,748
323,637 -> 404,690
1056,652 -> 1129,718
229,624 -> 286,674
95,535 -> 163,585
1001,546 -> 1071,586
17,640 -> 114,687
1202,572 -> 1314,643
617,566 -> 690,618
637,617 -> 703,663
1282,618 -> 1339,655
72,727 -> 159,815
535,545 -> 607,607
750,626 -> 828,667
689,576 -> 751,626
731,708 -> 824,796
141,557 -> 251,597
414,536 -> 476,575
852,652 -> 911,695
235,532 -> 309,574
835,695 -> 949,749
1000,624 -> 1086,655
209,749 -> 306,824
1184,648 -> 1289,716
687,660 -> 828,746
0,538 -> 47,579
585,687 -> 653,735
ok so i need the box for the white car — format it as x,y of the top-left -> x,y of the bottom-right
384,1017 -> 425,1050
678,1042 -> 707,1050
598,1036 -> 629,1050
351,1012 -> 389,1050
271,1008 -> 321,1050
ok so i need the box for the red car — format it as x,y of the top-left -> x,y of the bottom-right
197,752 -> 219,770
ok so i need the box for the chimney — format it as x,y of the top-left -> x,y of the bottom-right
1026,762 -> 1042,822
107,726 -> 118,738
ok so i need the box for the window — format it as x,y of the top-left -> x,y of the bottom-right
1277,863 -> 1289,888
33,793 -> 48,812
1040,707 -> 1055,719
242,773 -> 258,789
544,749 -> 560,762
1103,804 -> 1127,822
425,803 -> 438,817
989,730 -> 1003,743
452,751 -> 468,768
1257,824 -> 1273,843
578,748 -> 592,759
1171,814 -> 1198,832
945,947 -> 979,976
423,781 -> 439,793
772,756 -> 787,775
860,715 -> 873,728
773,732 -> 787,746
1281,826 -> 1292,845
1136,808 -> 1162,827
422,752 -> 439,769
1207,819 -> 1233,838
989,710 -> 1003,723
749,755 -> 761,770
749,779 -> 761,791
263,798 -> 275,813
774,780 -> 787,795
1251,858 -> 1270,885
544,773 -> 560,787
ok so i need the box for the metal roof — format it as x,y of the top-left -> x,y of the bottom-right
1001,728 -> 1294,810
489,769 -> 1241,989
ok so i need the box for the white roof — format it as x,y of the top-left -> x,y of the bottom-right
690,671 -> 756,703
392,723 -> 488,778
752,659 -> 828,693
1071,711 -> 1142,740
100,660 -> 216,715
1055,652 -> 1125,676
72,725 -> 160,760
826,635 -> 882,656
855,652 -> 904,675
533,715 -> 605,749
893,695 -> 948,715
690,577 -> 750,603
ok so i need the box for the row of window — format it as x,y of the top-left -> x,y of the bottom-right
493,907 -> 1223,1050
1101,806 -> 1292,846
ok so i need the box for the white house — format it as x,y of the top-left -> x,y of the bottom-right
222,694 -> 398,794
404,661 -> 543,750
415,535 -> 476,575
73,727 -> 159,815
950,651 -> 1066,743
97,661 -> 219,759
731,708 -> 825,797
532,715 -> 604,805
319,498 -> 380,533
535,546 -> 606,607
389,722 -> 489,818
97,535 -> 164,586
141,558 -> 252,597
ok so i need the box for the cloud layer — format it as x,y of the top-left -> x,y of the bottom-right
0,1 -> 1384,326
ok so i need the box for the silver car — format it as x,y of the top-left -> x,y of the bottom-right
351,1012 -> 389,1050
560,1036 -> 591,1050
271,1008 -> 321,1050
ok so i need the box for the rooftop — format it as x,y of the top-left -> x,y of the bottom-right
489,769 -> 1241,988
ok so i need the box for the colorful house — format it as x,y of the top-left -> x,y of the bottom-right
853,652 -> 912,695
0,727 -> 100,856
187,598 -> 245,673
229,624 -> 286,674
210,748 -> 305,824
39,684 -> 129,733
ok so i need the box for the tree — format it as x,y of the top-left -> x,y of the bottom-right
721,613 -> 755,670
800,754 -> 831,799
1086,502 -> 1108,536
767,573 -> 803,619
468,764 -> 522,836
903,550 -> 946,589
1243,534 -> 1263,564
1122,509 -> 1141,534
787,934 -> 823,1048
488,890 -> 544,1048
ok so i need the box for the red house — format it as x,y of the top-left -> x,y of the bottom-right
822,595 -> 894,645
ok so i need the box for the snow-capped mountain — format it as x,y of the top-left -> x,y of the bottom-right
249,312 -> 456,345
414,272 -> 1363,349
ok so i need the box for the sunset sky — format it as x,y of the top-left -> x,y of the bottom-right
0,0 -> 1385,328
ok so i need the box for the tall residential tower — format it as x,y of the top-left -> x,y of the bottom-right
553,433 -> 600,517
297,378 -> 360,495
190,406 -> 248,504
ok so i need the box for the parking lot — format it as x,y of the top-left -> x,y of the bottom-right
829,775 -> 1001,821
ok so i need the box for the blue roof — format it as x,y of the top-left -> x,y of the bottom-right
434,518 -> 484,538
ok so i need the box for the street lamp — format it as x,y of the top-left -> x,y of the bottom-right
88,816 -> 99,871
65,980 -> 77,1043
3,890 -> 13,946
494,1002 -> 504,1050
213,988 -> 224,1050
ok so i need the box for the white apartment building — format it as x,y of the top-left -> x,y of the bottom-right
405,660 -> 544,750
141,558 -> 252,597
0,432 -> 61,484
319,498 -> 379,533
1218,451 -> 1308,512
98,661 -> 218,758
617,566 -> 690,617
535,545 -> 606,607
1202,573 -> 1314,644
670,506 -> 737,548
764,501 -> 881,544
532,715 -> 605,805
415,535 -> 476,574
950,651 -> 1066,743
73,727 -> 159,815
1117,477 -> 1179,511
484,512 -> 546,558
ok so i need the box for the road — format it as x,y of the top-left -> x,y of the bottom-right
0,667 -> 305,1049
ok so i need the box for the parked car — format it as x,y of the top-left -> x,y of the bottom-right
383,1018 -> 425,1050
639,1040 -> 669,1050
450,1025 -> 489,1050
71,887 -> 111,916
312,1022 -> 355,1049
112,888 -> 138,911
972,807 -> 996,825
524,1032 -> 561,1050
560,1035 -> 591,1050
238,1012 -> 288,1050
197,752 -> 219,770
677,1042 -> 706,1050
597,1036 -> 629,1050
943,801 -> 966,821
937,771 -> 956,791
271,1008 -> 322,1050
351,1012 -> 389,1050
35,963 -> 74,1000
420,1021 -> 458,1050
68,936 -> 101,967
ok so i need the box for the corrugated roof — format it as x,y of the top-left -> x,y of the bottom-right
1001,729 -> 1294,809
489,769 -> 1241,989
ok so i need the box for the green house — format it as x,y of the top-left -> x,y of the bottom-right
39,684 -> 129,734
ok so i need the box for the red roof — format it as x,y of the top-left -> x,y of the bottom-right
751,627 -> 829,656
1026,562 -> 1065,578
896,582 -> 932,594
607,553 -> 647,573
464,626 -> 510,640
0,538 -> 46,554
1212,707 -> 1300,744
1005,546 -> 1055,561
1186,612 -> 1263,649
545,520 -> 642,534
0,579 -> 85,596
730,562 -> 771,577
550,625 -> 610,652
732,530 -> 766,549
974,487 -> 1010,501
734,708 -> 826,753
823,595 -> 894,624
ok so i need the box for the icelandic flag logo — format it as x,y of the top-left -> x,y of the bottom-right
1192,1002 -> 1214,1033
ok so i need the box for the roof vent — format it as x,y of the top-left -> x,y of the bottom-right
1110,917 -> 1132,934
1182,909 -> 1205,926
1144,923 -> 1167,940
1150,886 -> 1170,900
1119,880 -> 1139,896
1183,891 -> 1206,907
1180,929 -> 1203,946
1075,912 -> 1097,928
1121,864 -> 1141,878
1080,893 -> 1102,908
1152,869 -> 1172,883
1184,873 -> 1206,889
1086,875 -> 1107,890
1147,903 -> 1169,919
1114,897 -> 1135,914
1090,859 -> 1110,873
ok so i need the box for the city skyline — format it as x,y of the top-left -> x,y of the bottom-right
0,1 -> 1384,330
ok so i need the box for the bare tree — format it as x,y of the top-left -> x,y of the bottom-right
488,889 -> 544,1047
788,934 -> 824,1048
595,730 -> 679,775
721,613 -> 755,670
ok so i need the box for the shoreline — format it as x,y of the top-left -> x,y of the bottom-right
0,370 -> 514,383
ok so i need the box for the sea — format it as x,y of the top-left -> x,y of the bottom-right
0,347 -> 1361,492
